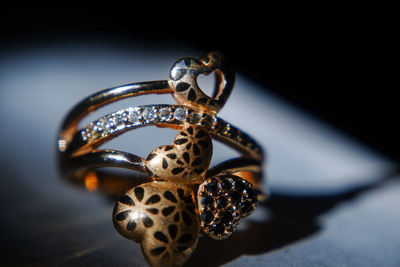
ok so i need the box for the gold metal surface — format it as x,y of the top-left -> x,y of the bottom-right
58,51 -> 266,267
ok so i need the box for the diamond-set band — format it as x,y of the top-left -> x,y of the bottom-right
80,104 -> 262,161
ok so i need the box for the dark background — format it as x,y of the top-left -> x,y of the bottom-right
1,6 -> 397,160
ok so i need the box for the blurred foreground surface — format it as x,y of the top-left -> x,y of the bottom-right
0,40 -> 399,266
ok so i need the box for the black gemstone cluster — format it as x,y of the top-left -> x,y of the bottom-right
197,174 -> 258,240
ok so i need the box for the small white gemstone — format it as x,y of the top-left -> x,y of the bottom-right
81,130 -> 88,140
116,112 -> 129,125
105,116 -> 117,130
129,109 -> 141,123
93,121 -> 104,133
159,107 -> 172,121
188,112 -> 201,124
174,108 -> 186,121
143,107 -> 157,121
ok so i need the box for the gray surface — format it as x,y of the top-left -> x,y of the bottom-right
0,39 -> 398,266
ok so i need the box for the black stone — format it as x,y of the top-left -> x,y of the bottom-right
201,195 -> 214,207
231,191 -> 242,205
217,196 -> 228,208
221,179 -> 232,190
212,223 -> 225,236
220,211 -> 233,225
201,212 -> 214,224
235,180 -> 246,192
242,201 -> 254,214
206,181 -> 219,194
247,187 -> 257,202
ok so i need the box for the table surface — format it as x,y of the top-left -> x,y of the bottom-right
0,41 -> 399,266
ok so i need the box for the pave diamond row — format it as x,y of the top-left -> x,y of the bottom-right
81,105 -> 216,142
80,105 -> 263,160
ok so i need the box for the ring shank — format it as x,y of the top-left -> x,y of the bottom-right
59,80 -> 171,150
58,80 -> 264,190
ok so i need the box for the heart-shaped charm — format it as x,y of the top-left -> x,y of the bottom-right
169,51 -> 235,114
145,126 -> 212,184
197,174 -> 258,240
113,182 -> 200,267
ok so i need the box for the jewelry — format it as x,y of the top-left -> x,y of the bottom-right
58,51 -> 266,267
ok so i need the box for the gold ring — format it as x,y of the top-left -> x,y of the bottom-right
57,51 -> 267,267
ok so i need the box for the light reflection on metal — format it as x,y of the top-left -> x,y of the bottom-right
84,171 -> 99,192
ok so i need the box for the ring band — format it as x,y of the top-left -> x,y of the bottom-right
58,87 -> 263,161
57,51 -> 266,267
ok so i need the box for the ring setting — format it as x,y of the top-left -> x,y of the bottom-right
58,51 -> 266,267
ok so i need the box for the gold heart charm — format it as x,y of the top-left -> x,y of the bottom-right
145,126 -> 212,184
113,182 -> 200,267
197,174 -> 258,240
169,51 -> 235,114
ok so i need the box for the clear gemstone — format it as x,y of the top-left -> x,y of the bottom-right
129,109 -> 141,123
188,112 -> 201,124
159,107 -> 172,121
143,107 -> 157,121
105,116 -> 117,130
174,107 -> 186,121
81,130 -> 89,140
93,121 -> 104,133
117,112 -> 129,125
